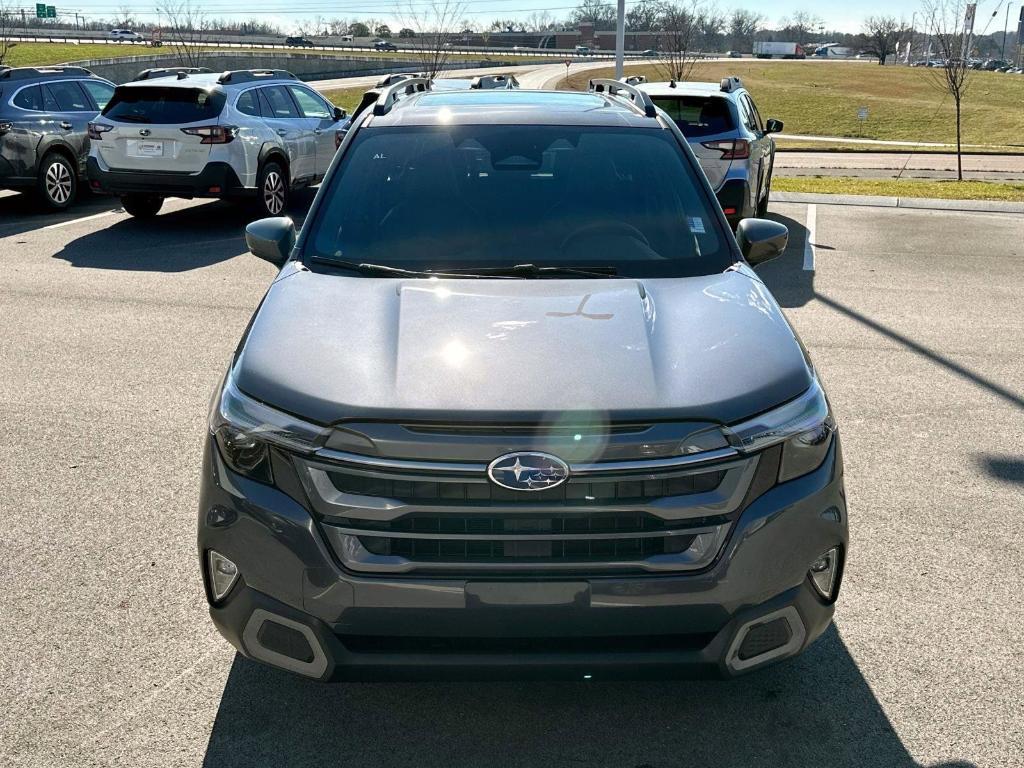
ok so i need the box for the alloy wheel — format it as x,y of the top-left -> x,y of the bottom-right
45,161 -> 73,205
263,171 -> 285,215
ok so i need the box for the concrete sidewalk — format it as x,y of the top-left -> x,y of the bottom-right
774,190 -> 1024,214
774,151 -> 1024,182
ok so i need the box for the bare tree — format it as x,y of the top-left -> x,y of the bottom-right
921,0 -> 974,179
727,8 -> 761,51
400,0 -> 466,80
779,9 -> 822,41
571,0 -> 617,31
862,15 -> 907,64
627,0 -> 663,32
656,1 -> 705,82
118,5 -> 136,29
156,1 -> 209,68
0,1 -> 15,68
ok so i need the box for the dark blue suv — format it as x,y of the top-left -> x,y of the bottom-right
0,66 -> 115,210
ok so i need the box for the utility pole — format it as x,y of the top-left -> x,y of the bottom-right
615,0 -> 625,79
1001,0 -> 1011,58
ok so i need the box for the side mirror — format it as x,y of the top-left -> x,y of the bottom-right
333,106 -> 347,121
245,217 -> 296,266
736,218 -> 788,266
765,118 -> 784,134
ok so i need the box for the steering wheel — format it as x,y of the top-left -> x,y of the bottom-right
560,221 -> 651,253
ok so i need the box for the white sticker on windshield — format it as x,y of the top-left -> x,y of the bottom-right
688,217 -> 706,234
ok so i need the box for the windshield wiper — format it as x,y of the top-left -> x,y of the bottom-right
309,255 -> 438,277
444,263 -> 620,279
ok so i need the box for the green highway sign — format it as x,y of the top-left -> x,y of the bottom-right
47,5 -> 57,18
35,3 -> 46,18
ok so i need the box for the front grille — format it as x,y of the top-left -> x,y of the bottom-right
329,470 -> 726,503
358,533 -> 697,561
296,428 -> 765,575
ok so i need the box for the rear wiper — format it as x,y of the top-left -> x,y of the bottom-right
444,263 -> 620,279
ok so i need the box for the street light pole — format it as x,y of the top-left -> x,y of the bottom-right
615,0 -> 625,79
1001,0 -> 1011,59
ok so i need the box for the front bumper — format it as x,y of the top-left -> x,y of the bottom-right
86,157 -> 249,199
198,437 -> 847,681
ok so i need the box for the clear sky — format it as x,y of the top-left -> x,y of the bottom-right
24,0 -> 1019,35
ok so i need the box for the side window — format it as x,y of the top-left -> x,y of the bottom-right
742,95 -> 763,133
81,81 -> 115,110
260,86 -> 299,119
287,86 -> 331,119
45,81 -> 91,112
235,89 -> 261,117
13,85 -> 43,111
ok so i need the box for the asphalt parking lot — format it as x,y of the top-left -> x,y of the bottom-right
1,189 -> 1022,767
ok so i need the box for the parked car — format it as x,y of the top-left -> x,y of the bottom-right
285,36 -> 316,47
374,41 -> 398,51
200,77 -> 847,682
132,66 -> 212,81
637,76 -> 782,227
0,66 -> 116,210
109,29 -> 144,42
86,69 -> 347,218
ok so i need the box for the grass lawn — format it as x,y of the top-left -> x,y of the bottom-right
321,87 -> 368,113
774,176 -> 1024,202
563,62 -> 1024,150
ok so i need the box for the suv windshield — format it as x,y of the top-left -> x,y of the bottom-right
306,125 -> 732,278
651,96 -> 736,138
103,86 -> 226,124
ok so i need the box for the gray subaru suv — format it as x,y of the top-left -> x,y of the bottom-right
0,66 -> 115,210
199,79 -> 847,680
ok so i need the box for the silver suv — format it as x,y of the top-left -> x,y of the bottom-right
635,76 -> 782,227
86,69 -> 347,218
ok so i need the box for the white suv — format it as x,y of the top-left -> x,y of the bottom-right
109,30 -> 144,42
86,69 -> 346,218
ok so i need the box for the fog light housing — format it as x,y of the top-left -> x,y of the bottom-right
809,547 -> 839,600
208,550 -> 239,602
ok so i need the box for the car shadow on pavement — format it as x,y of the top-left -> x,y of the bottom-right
52,193 -> 313,272
0,190 -> 121,239
202,625 -> 974,768
975,454 -> 1024,486
756,211 -> 815,309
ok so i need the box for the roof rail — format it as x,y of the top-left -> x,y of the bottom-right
374,72 -> 425,88
620,75 -> 647,85
0,66 -> 93,81
588,78 -> 657,117
720,76 -> 743,93
372,76 -> 431,115
217,69 -> 298,85
133,66 -> 213,81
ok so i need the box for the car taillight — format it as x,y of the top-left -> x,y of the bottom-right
334,128 -> 347,150
701,139 -> 750,160
87,122 -> 113,140
181,125 -> 238,144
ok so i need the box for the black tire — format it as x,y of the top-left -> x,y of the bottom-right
756,163 -> 773,218
121,194 -> 164,218
256,161 -> 289,217
36,152 -> 77,211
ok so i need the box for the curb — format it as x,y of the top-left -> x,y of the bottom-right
772,191 -> 1024,214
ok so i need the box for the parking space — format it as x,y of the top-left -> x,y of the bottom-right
1,195 -> 1022,767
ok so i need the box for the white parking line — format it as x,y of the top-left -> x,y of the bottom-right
803,203 -> 817,271
39,209 -> 120,231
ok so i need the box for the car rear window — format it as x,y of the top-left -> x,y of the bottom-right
652,96 -> 735,138
306,125 -> 731,278
102,86 -> 226,124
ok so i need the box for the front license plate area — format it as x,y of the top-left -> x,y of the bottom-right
466,581 -> 590,608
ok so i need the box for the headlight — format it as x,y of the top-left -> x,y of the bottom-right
727,376 -> 836,483
209,367 -> 329,483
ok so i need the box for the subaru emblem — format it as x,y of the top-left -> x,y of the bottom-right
487,452 -> 570,492
139,128 -> 151,137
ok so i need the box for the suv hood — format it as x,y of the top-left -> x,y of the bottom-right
233,269 -> 812,426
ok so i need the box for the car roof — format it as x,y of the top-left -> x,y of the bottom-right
115,72 -> 298,90
366,89 -> 661,128
637,81 -> 744,99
